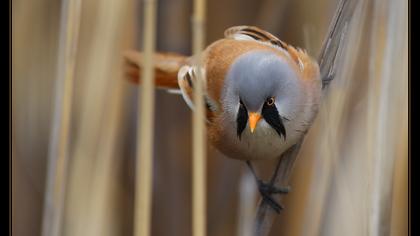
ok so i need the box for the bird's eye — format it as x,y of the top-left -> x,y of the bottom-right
239,99 -> 244,106
266,97 -> 275,106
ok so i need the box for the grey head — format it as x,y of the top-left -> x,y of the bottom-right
222,50 -> 303,139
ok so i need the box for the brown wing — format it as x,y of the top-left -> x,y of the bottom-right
123,50 -> 188,89
224,26 -> 313,71
224,26 -> 289,50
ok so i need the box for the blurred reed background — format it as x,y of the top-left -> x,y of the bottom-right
11,0 -> 408,235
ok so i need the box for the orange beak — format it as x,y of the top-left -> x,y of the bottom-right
248,112 -> 262,133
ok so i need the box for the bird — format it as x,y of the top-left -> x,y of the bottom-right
123,23 -> 345,213
123,25 -> 321,212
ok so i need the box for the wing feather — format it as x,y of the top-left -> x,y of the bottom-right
224,26 -> 288,50
177,65 -> 218,122
224,25 -> 308,71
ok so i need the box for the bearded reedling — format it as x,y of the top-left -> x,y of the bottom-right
124,0 -> 357,213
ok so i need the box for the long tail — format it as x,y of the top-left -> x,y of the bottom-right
123,50 -> 189,89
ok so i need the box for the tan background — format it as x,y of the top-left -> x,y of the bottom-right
12,0 -> 408,235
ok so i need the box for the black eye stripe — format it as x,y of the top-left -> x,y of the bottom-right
236,99 -> 286,140
236,100 -> 248,139
261,103 -> 286,139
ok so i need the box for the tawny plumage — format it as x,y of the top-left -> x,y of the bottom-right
123,0 -> 357,215
124,26 -> 321,160
124,50 -> 188,89
124,25 -> 323,213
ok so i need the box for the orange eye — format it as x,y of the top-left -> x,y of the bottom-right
266,97 -> 275,106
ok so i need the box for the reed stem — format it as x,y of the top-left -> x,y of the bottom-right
192,0 -> 207,235
253,142 -> 302,236
134,0 -> 157,235
41,0 -> 81,235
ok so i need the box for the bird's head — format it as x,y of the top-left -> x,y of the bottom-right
222,50 -> 302,140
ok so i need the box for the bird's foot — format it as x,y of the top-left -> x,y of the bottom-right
257,180 -> 290,214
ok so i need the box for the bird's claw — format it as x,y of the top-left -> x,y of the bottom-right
257,180 -> 290,214
258,180 -> 291,194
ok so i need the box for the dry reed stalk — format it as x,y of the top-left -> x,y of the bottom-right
63,3 -> 114,235
86,76 -> 126,236
390,102 -> 408,236
253,0 -> 359,235
82,1 -> 131,235
301,1 -> 367,235
134,0 -> 157,235
191,0 -> 207,236
236,171 -> 257,236
253,142 -> 302,236
58,0 -> 134,234
368,0 -> 408,234
388,25 -> 408,235
41,0 -> 81,235
295,0 -> 408,234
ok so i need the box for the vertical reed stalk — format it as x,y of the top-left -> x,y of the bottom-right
368,0 -> 408,234
253,142 -> 302,236
237,171 -> 257,236
134,0 -> 157,235
253,0 -> 358,234
41,0 -> 81,235
192,0 -> 207,235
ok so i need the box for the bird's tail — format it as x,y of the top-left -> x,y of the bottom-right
123,50 -> 189,90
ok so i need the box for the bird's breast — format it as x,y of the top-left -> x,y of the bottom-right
209,118 -> 302,161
